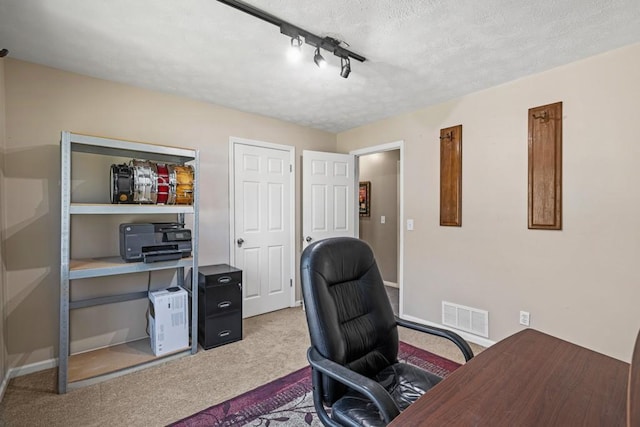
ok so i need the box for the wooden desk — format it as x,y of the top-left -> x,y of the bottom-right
390,329 -> 629,426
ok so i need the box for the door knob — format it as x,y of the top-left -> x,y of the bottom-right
305,236 -> 312,243
237,238 -> 244,247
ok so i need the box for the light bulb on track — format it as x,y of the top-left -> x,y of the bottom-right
313,47 -> 326,68
288,35 -> 302,61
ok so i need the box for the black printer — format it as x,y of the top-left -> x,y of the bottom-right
119,222 -> 192,263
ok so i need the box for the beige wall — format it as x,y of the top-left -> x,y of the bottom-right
338,42 -> 640,362
4,40 -> 640,370
359,150 -> 399,283
3,59 -> 335,368
0,58 -> 7,391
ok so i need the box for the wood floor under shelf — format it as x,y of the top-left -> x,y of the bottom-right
68,338 -> 189,383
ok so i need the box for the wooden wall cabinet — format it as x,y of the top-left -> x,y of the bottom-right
440,125 -> 462,226
528,102 -> 562,230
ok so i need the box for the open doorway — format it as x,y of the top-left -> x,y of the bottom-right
352,141 -> 404,316
358,150 -> 400,313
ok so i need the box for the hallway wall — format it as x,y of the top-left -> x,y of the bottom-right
359,150 -> 399,283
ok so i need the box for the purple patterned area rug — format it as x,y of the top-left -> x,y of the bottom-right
169,342 -> 461,427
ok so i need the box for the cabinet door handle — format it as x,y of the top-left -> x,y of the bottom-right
218,276 -> 232,284
218,301 -> 231,309
218,330 -> 231,337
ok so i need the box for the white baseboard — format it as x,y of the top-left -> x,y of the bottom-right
0,371 -> 10,402
292,300 -> 303,307
400,313 -> 496,348
8,357 -> 58,379
1,357 -> 58,402
383,281 -> 398,288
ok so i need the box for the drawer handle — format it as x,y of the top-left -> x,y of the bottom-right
218,276 -> 232,284
218,330 -> 231,337
218,301 -> 232,309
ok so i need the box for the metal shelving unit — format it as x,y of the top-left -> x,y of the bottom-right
59,131 -> 200,393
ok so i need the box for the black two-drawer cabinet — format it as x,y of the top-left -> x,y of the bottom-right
197,264 -> 242,350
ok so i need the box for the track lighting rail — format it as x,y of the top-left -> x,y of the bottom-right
217,0 -> 366,63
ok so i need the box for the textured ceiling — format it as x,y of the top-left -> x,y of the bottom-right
1,0 -> 640,132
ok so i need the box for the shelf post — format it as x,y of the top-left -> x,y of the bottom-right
59,131 -> 72,393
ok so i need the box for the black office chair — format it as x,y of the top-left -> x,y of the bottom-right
301,237 -> 474,426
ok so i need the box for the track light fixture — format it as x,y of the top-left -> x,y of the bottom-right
291,35 -> 302,49
217,0 -> 365,78
288,35 -> 302,61
340,56 -> 351,78
313,48 -> 327,68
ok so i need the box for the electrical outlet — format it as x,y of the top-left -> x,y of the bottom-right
519,311 -> 530,326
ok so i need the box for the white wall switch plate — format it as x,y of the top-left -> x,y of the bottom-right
519,311 -> 530,326
407,219 -> 414,230
381,215 -> 386,224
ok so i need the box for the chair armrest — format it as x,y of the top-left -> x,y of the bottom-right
307,347 -> 401,423
395,316 -> 474,362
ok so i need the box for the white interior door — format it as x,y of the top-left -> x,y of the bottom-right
233,142 -> 292,318
302,150 -> 356,248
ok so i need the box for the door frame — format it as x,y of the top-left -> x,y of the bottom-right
229,136 -> 297,309
350,140 -> 405,316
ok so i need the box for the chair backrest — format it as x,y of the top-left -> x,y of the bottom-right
629,328 -> 640,427
301,237 -> 398,404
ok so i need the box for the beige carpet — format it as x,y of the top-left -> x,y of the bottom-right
0,307 -> 484,426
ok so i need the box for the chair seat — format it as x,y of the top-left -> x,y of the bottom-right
331,362 -> 442,426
